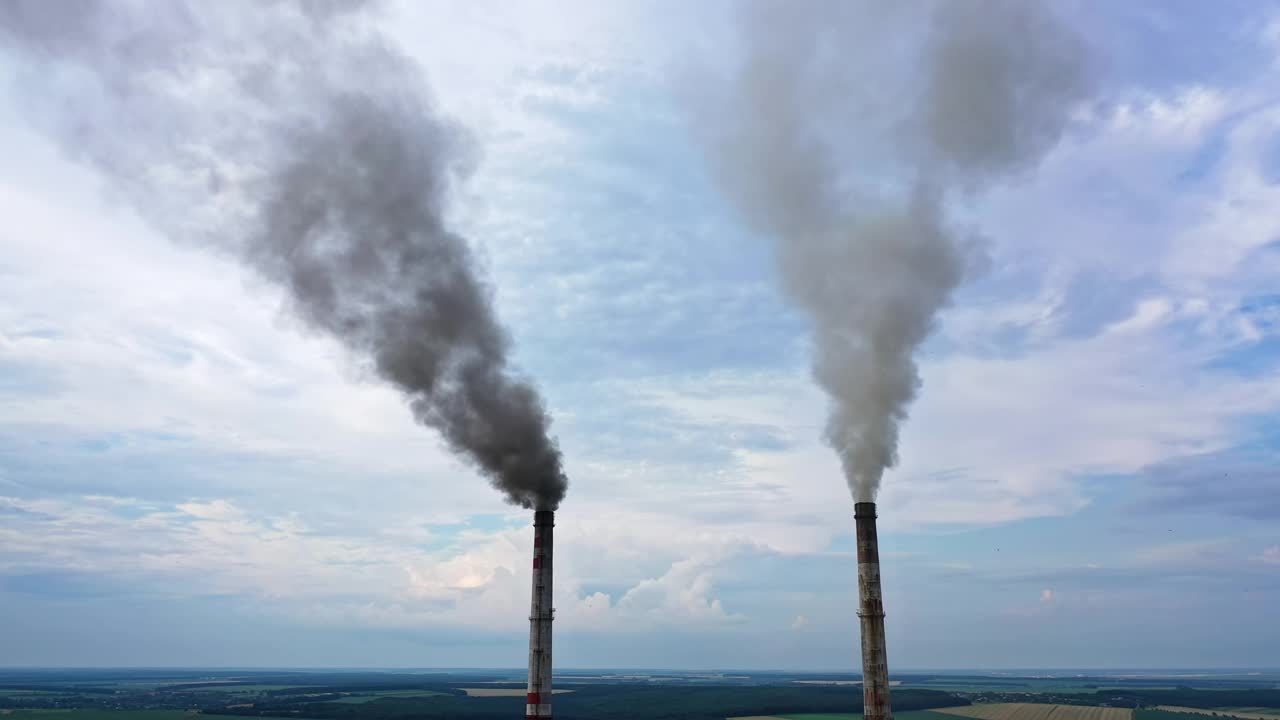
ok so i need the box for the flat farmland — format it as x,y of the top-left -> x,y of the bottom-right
732,707 -> 860,712
731,709 -> 958,720
936,704 -> 1133,720
1157,707 -> 1280,720
792,681 -> 906,687
456,687 -> 574,697
216,686 -> 309,694
325,690 -> 448,703
0,712 -> 196,720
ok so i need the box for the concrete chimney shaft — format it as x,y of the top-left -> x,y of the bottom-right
855,501 -> 892,720
526,510 -> 554,720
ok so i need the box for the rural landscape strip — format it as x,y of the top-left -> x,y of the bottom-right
936,703 -> 1135,720
1157,707 -> 1280,720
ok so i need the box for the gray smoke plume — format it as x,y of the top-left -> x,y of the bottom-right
0,0 -> 568,509
694,0 -> 1089,501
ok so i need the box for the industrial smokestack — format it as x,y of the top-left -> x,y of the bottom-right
526,510 -> 554,720
855,502 -> 891,720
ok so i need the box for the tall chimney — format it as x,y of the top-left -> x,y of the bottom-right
526,510 -> 554,720
855,501 -> 892,720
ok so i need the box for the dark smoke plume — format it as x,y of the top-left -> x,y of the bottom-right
692,0 -> 1090,501
0,0 -> 567,509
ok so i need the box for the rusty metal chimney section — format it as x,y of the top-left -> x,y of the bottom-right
855,501 -> 892,720
526,510 -> 554,720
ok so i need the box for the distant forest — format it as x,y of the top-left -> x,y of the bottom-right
1097,689 -> 1280,710
204,686 -> 964,720
4,668 -> 1279,720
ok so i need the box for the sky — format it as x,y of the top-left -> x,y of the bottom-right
1,0 -> 1278,670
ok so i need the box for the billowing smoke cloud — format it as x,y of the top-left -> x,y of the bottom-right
0,0 -> 567,509
694,0 -> 1090,500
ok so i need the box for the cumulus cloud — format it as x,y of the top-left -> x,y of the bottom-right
0,492 -> 772,633
613,554 -> 744,626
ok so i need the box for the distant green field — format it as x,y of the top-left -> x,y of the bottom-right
0,711 -> 195,720
326,690 -> 447,703
901,688 -> 1028,694
1145,708 -> 1280,720
1136,710 -> 1213,720
779,711 -> 958,720
192,685 -> 306,693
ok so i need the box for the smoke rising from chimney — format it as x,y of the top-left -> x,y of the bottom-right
0,0 -> 568,509
692,0 -> 1090,501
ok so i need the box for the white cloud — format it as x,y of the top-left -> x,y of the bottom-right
2,0 -> 1280,660
613,553 -> 744,626
0,492 -> 775,632
1105,297 -> 1174,335
1104,87 -> 1228,145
